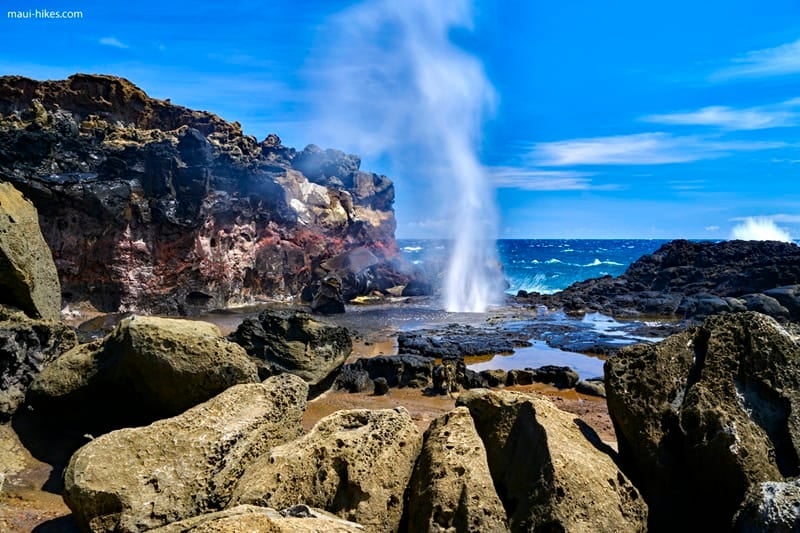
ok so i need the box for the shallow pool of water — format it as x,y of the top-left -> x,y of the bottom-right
467,340 -> 606,380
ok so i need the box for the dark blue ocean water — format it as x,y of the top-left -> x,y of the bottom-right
398,239 -> 671,295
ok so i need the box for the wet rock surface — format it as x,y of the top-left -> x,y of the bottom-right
605,311 -> 800,532
0,74 -> 413,315
520,239 -> 800,323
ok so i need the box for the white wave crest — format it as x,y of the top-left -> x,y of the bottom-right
731,217 -> 792,242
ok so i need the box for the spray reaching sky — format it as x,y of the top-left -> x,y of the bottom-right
311,0 -> 503,312
730,217 -> 793,242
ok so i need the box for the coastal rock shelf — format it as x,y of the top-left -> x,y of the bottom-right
0,74 -> 414,315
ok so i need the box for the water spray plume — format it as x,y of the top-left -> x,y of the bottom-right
312,0 -> 503,313
730,217 -> 792,242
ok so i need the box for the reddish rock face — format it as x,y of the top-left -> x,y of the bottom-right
0,74 -> 408,314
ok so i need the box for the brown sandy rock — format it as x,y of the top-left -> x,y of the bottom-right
0,182 -> 61,322
605,311 -> 800,532
457,389 -> 647,533
148,504 -> 364,533
406,406 -> 508,532
230,407 -> 422,533
27,316 -> 258,431
63,375 -> 308,532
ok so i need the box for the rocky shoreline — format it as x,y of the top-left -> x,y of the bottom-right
2,74 -> 800,532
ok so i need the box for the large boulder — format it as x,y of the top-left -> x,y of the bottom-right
334,355 -> 435,391
406,406 -> 508,532
230,407 -> 422,533
0,182 -> 61,321
228,310 -> 351,395
457,389 -> 647,532
28,315 -> 258,431
605,311 -> 800,532
149,504 -> 365,532
0,307 -> 77,419
63,375 -> 309,532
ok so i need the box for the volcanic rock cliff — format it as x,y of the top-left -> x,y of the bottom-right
0,74 -> 408,314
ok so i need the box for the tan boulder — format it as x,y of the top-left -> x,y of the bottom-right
28,316 -> 259,431
406,406 -> 508,532
149,504 -> 364,532
230,407 -> 422,533
457,389 -> 647,533
0,182 -> 61,321
63,375 -> 308,532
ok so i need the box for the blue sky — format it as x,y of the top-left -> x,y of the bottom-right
2,0 -> 800,239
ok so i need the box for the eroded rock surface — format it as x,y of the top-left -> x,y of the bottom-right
406,406 -> 508,532
457,389 -> 647,533
63,375 -> 308,532
0,74 -> 410,315
231,407 -> 422,533
605,311 -> 800,532
28,315 -> 258,431
0,182 -> 61,321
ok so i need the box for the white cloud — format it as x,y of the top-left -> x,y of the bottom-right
99,37 -> 129,49
669,179 -> 706,191
712,38 -> 800,80
530,133 -> 785,167
643,105 -> 798,130
705,225 -> 720,232
487,167 -> 603,191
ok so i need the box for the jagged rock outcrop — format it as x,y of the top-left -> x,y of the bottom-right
230,407 -> 422,533
733,480 -> 800,532
228,309 -> 351,395
0,182 -> 61,321
523,239 -> 800,322
148,504 -> 365,532
0,306 -> 77,419
605,312 -> 800,532
406,406 -> 508,532
0,74 -> 410,315
27,315 -> 258,432
457,389 -> 648,532
63,376 -> 308,533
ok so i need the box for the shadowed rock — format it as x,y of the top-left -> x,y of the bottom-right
0,182 -> 61,322
457,389 -> 647,532
605,311 -> 800,532
734,480 -> 800,532
63,375 -> 309,533
28,316 -> 258,432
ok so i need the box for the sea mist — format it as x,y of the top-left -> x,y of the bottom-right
311,0 -> 502,312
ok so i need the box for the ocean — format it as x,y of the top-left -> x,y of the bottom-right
398,239 -> 671,295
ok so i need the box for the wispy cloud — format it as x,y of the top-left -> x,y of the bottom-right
99,37 -> 129,49
530,132 -> 786,166
487,167 -> 609,191
643,104 -> 799,130
705,225 -> 720,232
712,38 -> 800,80
668,179 -> 706,191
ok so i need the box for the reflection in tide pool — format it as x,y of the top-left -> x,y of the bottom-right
467,340 -> 606,380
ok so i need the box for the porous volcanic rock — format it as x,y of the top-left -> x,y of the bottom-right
524,239 -> 800,322
605,311 -> 800,532
0,182 -> 61,321
28,315 -> 258,431
457,389 -> 648,532
0,74 -> 408,315
63,376 -> 308,533
148,504 -> 365,532
733,480 -> 800,532
406,406 -> 508,532
0,306 -> 77,420
230,407 -> 422,533
228,309 -> 351,395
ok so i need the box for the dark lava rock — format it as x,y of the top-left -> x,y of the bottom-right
397,324 -> 528,360
575,378 -> 606,398
228,309 -> 352,396
506,369 -> 537,386
533,365 -> 580,389
310,276 -> 346,315
525,239 -> 800,322
333,365 -> 373,394
337,355 -> 434,390
605,311 -> 800,532
734,480 -> 800,532
0,307 -> 77,420
0,74 -> 410,315
479,369 -> 508,387
372,377 -> 389,396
